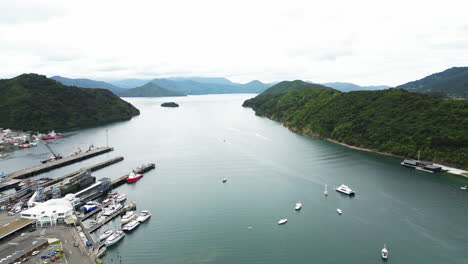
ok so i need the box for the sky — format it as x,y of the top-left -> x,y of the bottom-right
1,0 -> 468,86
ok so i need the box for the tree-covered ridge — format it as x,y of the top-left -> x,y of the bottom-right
119,82 -> 185,97
243,81 -> 468,169
51,75 -> 126,95
0,74 -> 140,131
396,67 -> 468,99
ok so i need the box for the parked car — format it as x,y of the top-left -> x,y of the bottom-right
31,251 -> 40,256
7,211 -> 15,216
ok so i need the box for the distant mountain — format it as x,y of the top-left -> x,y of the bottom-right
108,79 -> 150,89
150,78 -> 272,95
51,76 -> 126,95
0,74 -> 139,131
243,80 -> 468,169
322,82 -> 389,92
119,82 -> 185,97
396,67 -> 468,98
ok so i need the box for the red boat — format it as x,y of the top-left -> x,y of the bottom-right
42,135 -> 56,140
127,172 -> 143,183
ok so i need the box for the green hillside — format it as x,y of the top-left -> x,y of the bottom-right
118,82 -> 185,97
396,67 -> 468,98
0,74 -> 140,131
243,81 -> 468,169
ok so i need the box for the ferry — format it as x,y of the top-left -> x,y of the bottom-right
105,230 -> 125,246
136,210 -> 151,223
127,172 -> 143,183
122,220 -> 140,232
335,184 -> 355,196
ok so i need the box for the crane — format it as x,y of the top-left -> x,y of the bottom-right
41,141 -> 63,164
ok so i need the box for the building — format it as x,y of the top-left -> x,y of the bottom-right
20,194 -> 75,227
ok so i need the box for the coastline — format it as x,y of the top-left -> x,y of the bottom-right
279,118 -> 468,179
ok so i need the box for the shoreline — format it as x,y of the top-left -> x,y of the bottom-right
279,120 -> 468,179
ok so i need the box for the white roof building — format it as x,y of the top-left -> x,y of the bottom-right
21,194 -> 75,227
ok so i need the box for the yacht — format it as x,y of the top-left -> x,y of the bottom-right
82,201 -> 101,213
136,210 -> 151,223
121,211 -> 137,225
105,230 -> 125,246
278,218 -> 288,225
122,220 -> 140,232
99,229 -> 114,241
102,202 -> 123,216
294,202 -> 302,211
381,244 -> 388,260
115,194 -> 127,203
337,209 -> 342,215
335,184 -> 355,196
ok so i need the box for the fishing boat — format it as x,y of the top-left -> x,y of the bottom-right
115,194 -> 127,203
337,209 -> 343,215
105,230 -> 125,246
335,184 -> 355,196
381,244 -> 388,260
127,172 -> 143,183
278,218 -> 288,225
122,220 -> 140,232
19,143 -> 31,149
294,202 -> 302,211
121,211 -> 137,225
99,229 -> 114,241
82,201 -> 101,213
136,210 -> 151,223
324,184 -> 328,196
41,135 -> 56,140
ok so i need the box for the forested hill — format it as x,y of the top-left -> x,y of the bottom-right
0,74 -> 140,131
51,76 -> 125,95
243,80 -> 468,169
396,67 -> 468,99
119,82 -> 185,97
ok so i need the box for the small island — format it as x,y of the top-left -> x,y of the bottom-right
161,102 -> 179,107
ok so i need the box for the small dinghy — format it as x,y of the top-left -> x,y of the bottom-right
337,209 -> 342,215
294,202 -> 302,211
278,218 -> 288,225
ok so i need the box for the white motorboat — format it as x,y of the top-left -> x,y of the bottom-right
99,229 -> 114,241
115,194 -> 127,203
82,201 -> 101,213
335,184 -> 355,196
102,202 -> 123,216
105,230 -> 125,246
294,202 -> 302,211
381,244 -> 388,260
122,220 -> 140,232
324,184 -> 328,196
337,209 -> 342,215
136,210 -> 151,223
278,218 -> 288,225
121,211 -> 137,225
460,185 -> 467,191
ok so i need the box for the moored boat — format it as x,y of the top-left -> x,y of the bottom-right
82,201 -> 101,213
99,229 -> 114,241
278,218 -> 288,225
136,210 -> 151,223
102,202 -> 123,216
121,211 -> 137,225
127,172 -> 143,183
105,230 -> 125,246
335,184 -> 355,196
122,220 -> 140,232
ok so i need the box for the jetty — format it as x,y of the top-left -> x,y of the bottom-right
7,147 -> 114,179
111,163 -> 156,188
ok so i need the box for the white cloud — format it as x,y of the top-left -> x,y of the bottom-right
1,0 -> 467,86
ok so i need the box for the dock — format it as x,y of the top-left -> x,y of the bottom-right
7,147 -> 114,179
111,163 -> 156,188
0,179 -> 23,192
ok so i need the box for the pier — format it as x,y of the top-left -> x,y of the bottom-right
7,147 -> 114,179
111,163 -> 156,188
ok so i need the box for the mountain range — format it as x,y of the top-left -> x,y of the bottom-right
396,67 -> 468,98
322,82 -> 390,92
50,76 -> 126,95
119,82 -> 185,97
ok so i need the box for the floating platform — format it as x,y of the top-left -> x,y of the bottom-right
7,147 -> 114,179
111,163 -> 156,188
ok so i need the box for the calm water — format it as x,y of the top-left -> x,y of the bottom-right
1,94 -> 468,264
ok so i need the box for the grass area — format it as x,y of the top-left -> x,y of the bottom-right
50,240 -> 62,245
96,258 -> 103,264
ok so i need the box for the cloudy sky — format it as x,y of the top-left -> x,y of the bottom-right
1,0 -> 467,86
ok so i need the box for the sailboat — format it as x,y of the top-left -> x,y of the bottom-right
381,244 -> 388,260
324,184 -> 328,196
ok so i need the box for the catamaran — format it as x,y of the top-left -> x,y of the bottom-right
335,184 -> 355,196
